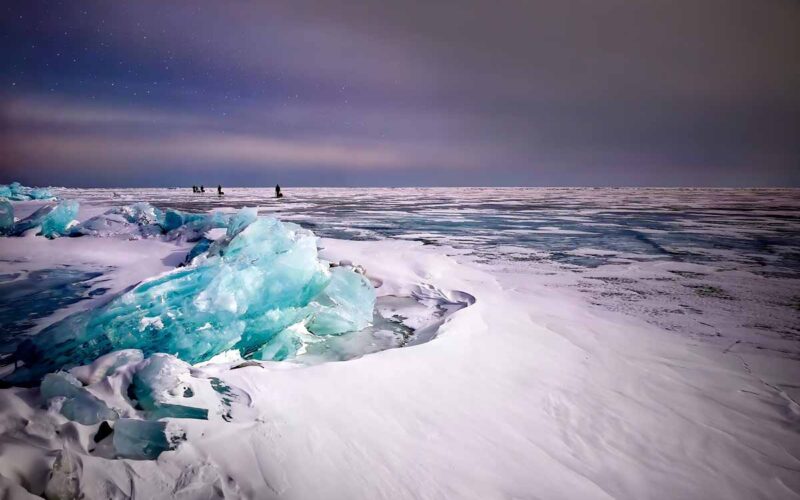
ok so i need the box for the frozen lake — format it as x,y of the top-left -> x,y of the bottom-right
1,186 -> 799,499
49,186 -> 800,359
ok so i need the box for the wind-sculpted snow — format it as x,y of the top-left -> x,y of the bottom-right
5,210 -> 376,384
0,181 -> 55,201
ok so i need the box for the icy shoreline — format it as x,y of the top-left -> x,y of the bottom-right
0,196 -> 799,499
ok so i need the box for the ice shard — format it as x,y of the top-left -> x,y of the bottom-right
0,199 -> 13,234
112,419 -> 171,460
11,205 -> 54,235
39,200 -> 79,238
8,200 -> 78,237
40,371 -> 118,425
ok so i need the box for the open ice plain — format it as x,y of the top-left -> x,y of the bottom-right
0,187 -> 798,499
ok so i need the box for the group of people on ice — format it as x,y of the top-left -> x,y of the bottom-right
191,184 -> 283,198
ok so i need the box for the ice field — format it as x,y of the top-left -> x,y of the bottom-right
0,186 -> 798,499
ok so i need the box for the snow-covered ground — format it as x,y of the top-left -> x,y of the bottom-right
1,188 -> 799,499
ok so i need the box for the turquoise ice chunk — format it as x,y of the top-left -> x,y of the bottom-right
6,212 -> 376,383
8,200 -> 78,238
121,202 -> 163,225
161,209 -> 187,232
307,267 -> 376,336
251,328 -> 303,361
71,203 -> 230,240
184,237 -> 213,264
28,187 -> 54,200
39,200 -> 79,238
73,203 -> 162,238
163,209 -> 228,242
0,182 -> 54,201
161,209 -> 209,233
113,419 -> 171,460
11,205 -> 53,235
60,390 -> 118,425
8,182 -> 24,200
40,371 -> 118,425
40,371 -> 82,400
0,199 -> 13,234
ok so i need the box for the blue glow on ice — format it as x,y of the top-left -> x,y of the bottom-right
40,371 -> 118,425
6,211 -> 375,384
0,182 -> 55,201
72,202 -> 228,240
0,199 -> 12,234
7,201 -> 78,237
39,200 -> 79,238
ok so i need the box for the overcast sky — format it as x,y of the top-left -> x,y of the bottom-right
1,0 -> 798,187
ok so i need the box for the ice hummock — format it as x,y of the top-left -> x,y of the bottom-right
6,210 -> 376,384
0,199 -> 13,234
22,350 -> 251,461
0,181 -> 55,201
1,200 -> 230,241
7,200 -> 79,238
71,202 -> 229,240
40,371 -> 118,425
39,200 -> 79,238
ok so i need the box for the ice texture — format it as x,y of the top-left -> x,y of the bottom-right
71,202 -> 228,240
0,199 -> 13,234
0,200 -> 230,240
130,354 -> 208,420
184,237 -> 213,264
7,200 -> 79,237
40,371 -> 118,425
112,419 -> 171,460
11,205 -> 54,235
306,267 -> 376,336
0,181 -> 54,201
6,211 -> 375,383
39,200 -> 79,238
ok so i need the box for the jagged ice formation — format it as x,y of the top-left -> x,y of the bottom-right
7,208 -> 376,384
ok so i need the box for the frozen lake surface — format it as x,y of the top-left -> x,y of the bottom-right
52,186 -> 800,359
1,187 -> 799,499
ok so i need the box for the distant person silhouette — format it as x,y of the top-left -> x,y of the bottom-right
275,184 -> 283,198
192,185 -> 198,193
200,185 -> 205,193
217,184 -> 224,196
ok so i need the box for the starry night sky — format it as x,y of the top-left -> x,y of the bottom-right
1,1 -> 798,187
